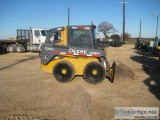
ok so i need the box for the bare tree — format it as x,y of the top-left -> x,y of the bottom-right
121,32 -> 131,40
98,21 -> 118,39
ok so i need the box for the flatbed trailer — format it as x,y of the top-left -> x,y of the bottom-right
0,28 -> 48,53
0,39 -> 28,52
96,39 -> 123,49
0,39 -> 28,45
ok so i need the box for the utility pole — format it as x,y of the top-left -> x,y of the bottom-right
152,13 -> 159,37
122,0 -> 126,41
68,7 -> 70,26
156,15 -> 158,37
139,19 -> 142,39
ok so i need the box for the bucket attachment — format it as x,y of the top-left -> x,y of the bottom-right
106,62 -> 116,83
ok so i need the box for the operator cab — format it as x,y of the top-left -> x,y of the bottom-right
45,25 -> 97,49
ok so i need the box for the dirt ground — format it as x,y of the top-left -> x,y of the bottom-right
0,45 -> 159,120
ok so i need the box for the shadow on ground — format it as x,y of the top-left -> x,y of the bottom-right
131,55 -> 160,100
0,56 -> 39,71
0,49 -> 8,55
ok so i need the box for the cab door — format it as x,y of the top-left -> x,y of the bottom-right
39,30 -> 48,43
32,30 -> 41,44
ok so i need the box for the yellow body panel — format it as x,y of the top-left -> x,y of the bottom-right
41,56 -> 99,75
56,26 -> 68,46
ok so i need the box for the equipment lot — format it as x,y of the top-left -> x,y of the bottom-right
0,45 -> 159,120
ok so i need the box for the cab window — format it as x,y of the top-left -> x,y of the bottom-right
34,30 -> 40,37
41,30 -> 48,36
68,28 -> 93,49
50,31 -> 61,43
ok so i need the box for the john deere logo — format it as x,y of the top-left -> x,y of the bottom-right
69,48 -> 87,54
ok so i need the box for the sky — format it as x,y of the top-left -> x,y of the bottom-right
0,0 -> 160,39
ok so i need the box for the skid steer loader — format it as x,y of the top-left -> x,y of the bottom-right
40,25 -> 116,84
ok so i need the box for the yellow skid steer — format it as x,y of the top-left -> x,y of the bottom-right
40,25 -> 116,84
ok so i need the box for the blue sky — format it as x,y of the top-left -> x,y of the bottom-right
0,0 -> 160,39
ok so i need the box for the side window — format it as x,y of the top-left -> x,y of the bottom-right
50,31 -> 61,43
41,30 -> 48,36
34,30 -> 40,37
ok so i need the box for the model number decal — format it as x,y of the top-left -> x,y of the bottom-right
90,52 -> 100,55
45,47 -> 54,51
69,48 -> 87,54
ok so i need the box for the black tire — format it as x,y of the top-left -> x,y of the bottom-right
7,44 -> 16,53
39,51 -> 41,57
53,61 -> 75,83
158,50 -> 160,61
83,62 -> 106,84
16,44 -> 25,53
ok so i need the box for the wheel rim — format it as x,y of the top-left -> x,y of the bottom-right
55,64 -> 72,81
62,69 -> 67,74
92,69 -> 98,75
16,46 -> 21,52
87,66 -> 102,80
9,47 -> 13,52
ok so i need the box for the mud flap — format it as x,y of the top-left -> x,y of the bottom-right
106,61 -> 116,83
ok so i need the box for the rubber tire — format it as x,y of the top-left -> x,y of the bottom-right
158,50 -> 160,61
53,61 -> 75,83
16,44 -> 25,53
83,62 -> 106,84
7,44 -> 16,53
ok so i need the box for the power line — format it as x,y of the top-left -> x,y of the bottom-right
143,18 -> 155,24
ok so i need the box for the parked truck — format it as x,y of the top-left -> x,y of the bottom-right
135,38 -> 154,52
152,37 -> 160,61
0,28 -> 48,53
